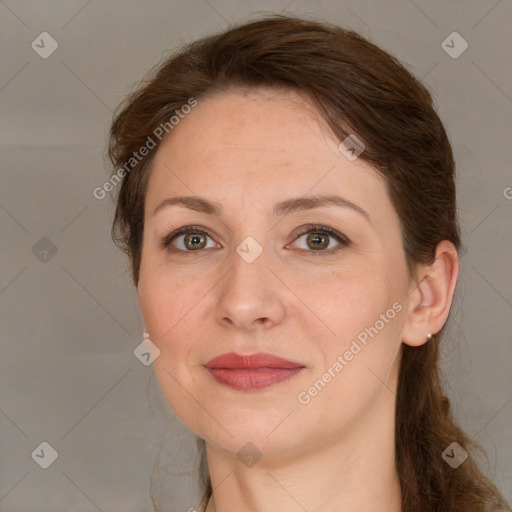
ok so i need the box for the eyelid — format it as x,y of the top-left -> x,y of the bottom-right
159,225 -> 219,251
289,224 -> 351,254
160,224 -> 351,254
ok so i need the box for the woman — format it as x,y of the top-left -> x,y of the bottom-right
107,14 -> 510,512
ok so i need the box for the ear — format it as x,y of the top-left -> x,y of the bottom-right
401,240 -> 460,347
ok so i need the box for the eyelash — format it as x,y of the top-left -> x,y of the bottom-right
159,224 -> 351,256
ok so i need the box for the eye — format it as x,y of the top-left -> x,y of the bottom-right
159,225 -> 219,253
289,224 -> 350,255
159,224 -> 350,255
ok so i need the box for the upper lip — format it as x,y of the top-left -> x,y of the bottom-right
204,352 -> 304,370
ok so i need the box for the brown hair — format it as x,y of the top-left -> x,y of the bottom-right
108,14 -> 510,512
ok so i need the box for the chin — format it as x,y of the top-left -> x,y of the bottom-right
194,408 -> 316,459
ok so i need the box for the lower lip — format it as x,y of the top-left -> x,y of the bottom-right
205,367 -> 304,391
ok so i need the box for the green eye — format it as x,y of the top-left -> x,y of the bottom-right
160,224 -> 350,255
160,226 -> 218,252
290,225 -> 350,254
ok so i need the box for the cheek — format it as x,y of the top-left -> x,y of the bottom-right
137,272 -> 206,426
304,282 -> 403,430
308,269 -> 387,340
137,263 -> 199,339
308,271 -> 403,388
136,267 -> 209,381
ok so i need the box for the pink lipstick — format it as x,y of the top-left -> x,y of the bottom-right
203,352 -> 305,391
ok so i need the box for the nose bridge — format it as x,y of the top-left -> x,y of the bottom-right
214,239 -> 285,330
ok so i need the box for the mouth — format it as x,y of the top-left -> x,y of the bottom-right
203,352 -> 305,391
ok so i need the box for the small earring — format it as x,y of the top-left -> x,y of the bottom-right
426,332 -> 433,341
143,331 -> 149,339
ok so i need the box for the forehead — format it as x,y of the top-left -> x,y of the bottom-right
145,88 -> 393,230
156,88 -> 334,164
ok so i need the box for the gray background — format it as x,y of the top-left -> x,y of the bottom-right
1,1 -> 511,511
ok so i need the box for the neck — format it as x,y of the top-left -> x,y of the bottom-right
204,387 -> 402,512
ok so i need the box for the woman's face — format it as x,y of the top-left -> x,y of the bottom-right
137,88 -> 412,459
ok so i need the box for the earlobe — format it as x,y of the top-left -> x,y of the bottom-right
401,240 -> 460,347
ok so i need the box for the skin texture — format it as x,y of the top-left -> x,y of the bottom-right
136,88 -> 459,512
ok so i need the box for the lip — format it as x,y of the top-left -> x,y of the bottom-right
203,352 -> 305,391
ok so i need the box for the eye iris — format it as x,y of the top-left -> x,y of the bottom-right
307,232 -> 329,250
184,232 -> 207,250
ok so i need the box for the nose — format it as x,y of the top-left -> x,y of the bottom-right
213,248 -> 287,331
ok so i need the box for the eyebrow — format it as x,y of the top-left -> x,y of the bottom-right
151,194 -> 370,221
